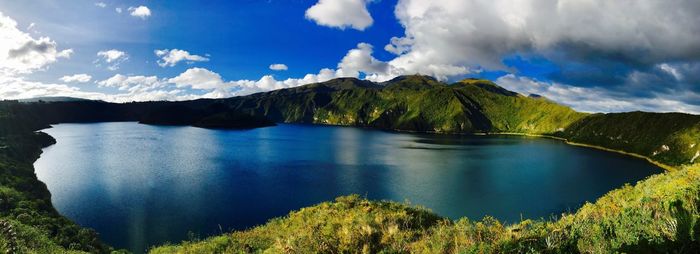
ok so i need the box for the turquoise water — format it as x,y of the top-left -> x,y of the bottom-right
35,122 -> 661,252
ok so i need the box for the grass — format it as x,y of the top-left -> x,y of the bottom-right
150,165 -> 700,253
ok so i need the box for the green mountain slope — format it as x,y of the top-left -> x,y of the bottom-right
225,75 -> 587,134
561,112 -> 700,167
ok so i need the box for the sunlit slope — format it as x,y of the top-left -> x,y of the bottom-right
151,165 -> 700,253
226,75 -> 587,134
561,112 -> 700,167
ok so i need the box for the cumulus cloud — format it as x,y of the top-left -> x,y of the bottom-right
168,68 -> 229,90
115,8 -> 122,13
95,2 -> 107,8
336,42 -> 403,81
98,74 -> 163,90
269,64 -> 288,71
168,67 -> 345,98
93,74 -> 201,102
0,12 -> 73,76
96,49 -> 128,70
129,6 -> 151,19
154,49 -> 209,67
60,74 -> 92,83
388,0 -> 700,76
305,0 -> 373,31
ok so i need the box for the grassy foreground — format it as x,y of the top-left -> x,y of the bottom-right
151,165 -> 700,253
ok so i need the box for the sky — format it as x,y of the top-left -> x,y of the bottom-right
1,0 -> 699,113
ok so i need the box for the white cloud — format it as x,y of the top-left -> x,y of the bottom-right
96,49 -> 128,70
154,49 -> 209,67
115,7 -> 122,13
305,0 -> 373,31
129,6 -> 151,19
98,74 -> 163,91
0,12 -> 73,76
495,74 -> 700,114
95,2 -> 107,8
269,64 -> 288,71
658,63 -> 683,81
0,76 -> 104,101
60,74 -> 92,83
337,43 -> 394,80
168,68 -> 229,90
384,0 -> 700,78
167,67 -> 343,98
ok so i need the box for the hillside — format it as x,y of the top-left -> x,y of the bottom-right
225,75 -> 587,134
560,112 -> 700,167
0,103 -> 120,253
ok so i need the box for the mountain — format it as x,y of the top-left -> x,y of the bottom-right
138,103 -> 276,129
223,75 -> 586,134
16,96 -> 94,103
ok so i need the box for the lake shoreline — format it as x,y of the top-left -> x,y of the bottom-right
300,122 -> 676,171
482,132 -> 676,172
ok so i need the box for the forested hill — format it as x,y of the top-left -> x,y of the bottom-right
223,75 -> 587,134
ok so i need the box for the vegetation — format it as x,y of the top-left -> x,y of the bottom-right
2,75 -> 700,253
0,103 -> 121,253
151,164 -> 700,253
560,112 -> 700,166
139,103 -> 275,129
225,75 -> 587,134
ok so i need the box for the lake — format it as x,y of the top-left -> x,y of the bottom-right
35,122 -> 661,252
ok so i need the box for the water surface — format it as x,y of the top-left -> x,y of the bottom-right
35,122 -> 661,252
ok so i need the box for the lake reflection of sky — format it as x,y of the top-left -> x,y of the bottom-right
35,122 -> 661,253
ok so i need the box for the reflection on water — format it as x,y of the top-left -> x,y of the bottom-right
35,122 -> 661,253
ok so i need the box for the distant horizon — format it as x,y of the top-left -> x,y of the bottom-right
1,0 -> 699,114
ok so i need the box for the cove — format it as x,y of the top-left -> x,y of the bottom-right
34,122 -> 661,253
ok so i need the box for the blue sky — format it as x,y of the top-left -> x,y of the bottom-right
1,0 -> 699,113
